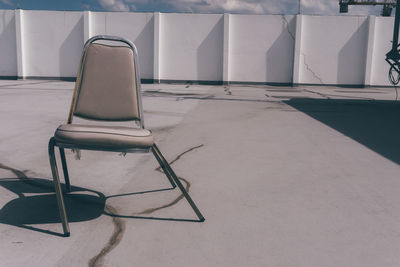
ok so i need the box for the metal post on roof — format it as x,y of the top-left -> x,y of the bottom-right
339,0 -> 397,16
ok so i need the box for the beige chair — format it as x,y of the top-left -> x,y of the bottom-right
48,35 -> 204,237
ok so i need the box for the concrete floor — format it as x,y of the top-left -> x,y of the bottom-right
1,80 -> 400,267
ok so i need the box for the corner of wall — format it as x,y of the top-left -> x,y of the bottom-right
292,15 -> 303,85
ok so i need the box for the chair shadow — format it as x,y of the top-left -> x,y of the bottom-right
0,178 -> 105,237
0,176 -> 198,237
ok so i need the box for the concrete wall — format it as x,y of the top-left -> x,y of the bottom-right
160,13 -> 223,81
22,10 -> 83,78
0,10 -> 17,77
0,9 -> 397,87
229,15 -> 295,84
370,17 -> 394,86
298,15 -> 369,85
90,12 -> 154,79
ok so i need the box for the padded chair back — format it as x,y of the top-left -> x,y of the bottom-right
73,40 -> 141,122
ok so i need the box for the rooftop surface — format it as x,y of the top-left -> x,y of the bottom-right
1,80 -> 400,267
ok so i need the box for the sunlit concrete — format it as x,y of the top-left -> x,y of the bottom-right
1,80 -> 400,267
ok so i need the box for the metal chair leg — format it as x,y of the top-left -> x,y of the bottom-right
49,137 -> 70,236
152,144 -> 205,222
59,147 -> 71,192
152,145 -> 176,188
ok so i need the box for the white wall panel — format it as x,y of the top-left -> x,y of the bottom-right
90,12 -> 154,79
299,16 -> 369,85
0,10 -> 17,77
230,15 -> 295,83
23,11 -> 83,77
160,13 -> 223,81
371,17 -> 393,86
0,10 -> 397,87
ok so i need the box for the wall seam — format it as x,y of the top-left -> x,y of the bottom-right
292,15 -> 303,85
153,12 -> 160,83
15,9 -> 25,79
223,13 -> 230,84
364,15 -> 376,86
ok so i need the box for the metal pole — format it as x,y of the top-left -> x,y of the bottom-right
392,0 -> 400,52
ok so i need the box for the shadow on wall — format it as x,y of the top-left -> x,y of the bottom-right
337,19 -> 369,86
59,16 -> 84,79
266,16 -> 295,84
0,12 -> 17,77
284,98 -> 400,165
197,17 -> 223,82
134,16 -> 154,80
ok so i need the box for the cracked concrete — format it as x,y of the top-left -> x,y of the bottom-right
280,15 -> 295,41
88,205 -> 125,267
301,52 -> 325,85
1,80 -> 400,267
223,86 -> 232,96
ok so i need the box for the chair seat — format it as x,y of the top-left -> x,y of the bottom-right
54,124 -> 154,150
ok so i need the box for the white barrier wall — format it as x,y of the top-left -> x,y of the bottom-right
229,15 -> 295,84
0,10 -> 17,77
23,10 -> 83,78
0,9 -> 397,87
298,15 -> 369,85
90,12 -> 154,79
371,17 -> 394,86
160,13 -> 224,81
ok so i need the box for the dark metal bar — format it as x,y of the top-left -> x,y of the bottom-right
346,2 -> 395,5
392,0 -> 400,52
59,147 -> 71,192
152,144 -> 205,222
48,138 -> 70,237
152,145 -> 176,188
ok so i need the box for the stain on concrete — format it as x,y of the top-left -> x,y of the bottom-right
224,86 -> 232,96
88,205 -> 126,267
136,144 -> 204,215
143,90 -> 203,97
134,177 -> 190,215
0,163 -> 28,179
89,144 -> 204,266
156,144 -> 204,172
0,145 -> 203,267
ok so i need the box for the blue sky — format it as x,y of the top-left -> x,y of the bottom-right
0,0 -> 386,15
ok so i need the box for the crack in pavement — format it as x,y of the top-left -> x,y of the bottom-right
0,163 -> 28,179
90,144 -> 204,266
88,205 -> 125,267
133,177 -> 190,215
224,86 -> 232,96
137,144 -> 204,215
0,145 -> 204,267
0,163 -> 54,197
0,163 -> 123,267
303,88 -> 331,99
143,90 -> 202,97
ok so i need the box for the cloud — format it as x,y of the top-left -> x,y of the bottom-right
100,0 -> 386,15
98,0 -> 130,11
300,0 -> 337,14
147,0 -> 298,14
300,0 -> 382,15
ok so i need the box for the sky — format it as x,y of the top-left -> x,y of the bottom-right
0,0 -> 388,16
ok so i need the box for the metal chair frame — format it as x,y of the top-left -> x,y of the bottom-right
48,35 -> 204,237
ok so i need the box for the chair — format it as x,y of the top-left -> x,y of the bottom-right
48,35 -> 204,237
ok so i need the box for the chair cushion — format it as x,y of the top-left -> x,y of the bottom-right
54,124 -> 154,150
